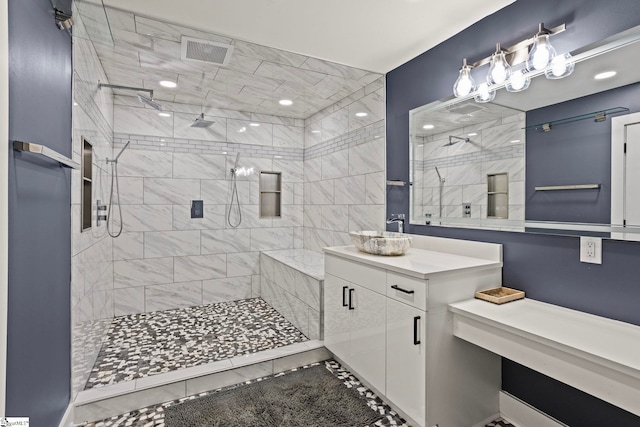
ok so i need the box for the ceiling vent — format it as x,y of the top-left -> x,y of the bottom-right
181,37 -> 234,66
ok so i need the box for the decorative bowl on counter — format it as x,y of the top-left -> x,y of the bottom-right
349,231 -> 412,256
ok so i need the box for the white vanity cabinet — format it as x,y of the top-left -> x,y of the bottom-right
324,240 -> 503,427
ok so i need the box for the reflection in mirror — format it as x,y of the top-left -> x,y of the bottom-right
410,25 -> 640,240
411,101 -> 525,231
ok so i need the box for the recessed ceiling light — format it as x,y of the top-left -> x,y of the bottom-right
249,123 -> 260,127
594,71 -> 617,80
468,132 -> 478,136
311,130 -> 321,134
423,124 -> 435,130
355,112 -> 368,117
279,99 -> 293,106
158,112 -> 171,117
159,80 -> 177,88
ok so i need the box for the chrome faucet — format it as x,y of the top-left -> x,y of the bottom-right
386,213 -> 405,233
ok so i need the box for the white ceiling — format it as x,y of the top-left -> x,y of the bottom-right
101,0 -> 515,73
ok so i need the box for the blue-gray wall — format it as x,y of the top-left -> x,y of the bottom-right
386,0 -> 640,424
7,0 -> 72,425
526,82 -> 640,224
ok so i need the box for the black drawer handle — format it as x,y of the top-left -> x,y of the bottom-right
391,284 -> 415,294
413,316 -> 421,345
348,288 -> 355,310
342,286 -> 348,307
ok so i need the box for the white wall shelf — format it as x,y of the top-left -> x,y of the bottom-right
449,298 -> 640,417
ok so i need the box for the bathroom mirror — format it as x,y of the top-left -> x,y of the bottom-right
410,25 -> 640,240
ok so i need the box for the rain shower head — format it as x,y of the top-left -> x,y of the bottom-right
98,82 -> 163,110
191,113 -> 215,128
443,135 -> 470,147
137,94 -> 163,111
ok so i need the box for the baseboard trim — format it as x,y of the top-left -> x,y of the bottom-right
499,391 -> 568,427
59,402 -> 74,427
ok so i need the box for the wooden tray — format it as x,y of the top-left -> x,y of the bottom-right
475,287 -> 525,305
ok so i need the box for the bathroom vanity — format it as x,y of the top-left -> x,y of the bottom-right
324,236 -> 504,427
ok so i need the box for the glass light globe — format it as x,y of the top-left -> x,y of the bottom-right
453,58 -> 476,98
527,33 -> 557,71
474,83 -> 496,103
488,45 -> 511,85
506,69 -> 531,92
545,52 -> 575,79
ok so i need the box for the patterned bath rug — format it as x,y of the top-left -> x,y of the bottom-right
164,364 -> 382,427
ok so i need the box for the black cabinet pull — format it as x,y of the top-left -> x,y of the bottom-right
413,316 -> 421,345
342,286 -> 348,307
391,284 -> 415,294
348,288 -> 355,310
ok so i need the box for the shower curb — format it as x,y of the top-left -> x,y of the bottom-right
73,340 -> 329,424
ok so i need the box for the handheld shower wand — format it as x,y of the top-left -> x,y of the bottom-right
105,141 -> 130,238
227,153 -> 242,228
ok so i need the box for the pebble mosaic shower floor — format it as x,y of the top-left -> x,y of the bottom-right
85,298 -> 308,390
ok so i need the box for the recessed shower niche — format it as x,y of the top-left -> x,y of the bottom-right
81,137 -> 93,231
259,171 -> 282,218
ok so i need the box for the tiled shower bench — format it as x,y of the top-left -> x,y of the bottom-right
259,249 -> 324,340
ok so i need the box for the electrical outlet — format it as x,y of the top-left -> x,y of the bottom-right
580,236 -> 602,264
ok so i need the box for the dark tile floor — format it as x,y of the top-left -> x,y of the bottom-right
85,298 -> 308,389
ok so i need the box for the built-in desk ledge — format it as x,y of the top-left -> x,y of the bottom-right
449,298 -> 640,417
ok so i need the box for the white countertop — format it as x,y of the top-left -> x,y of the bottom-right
323,245 -> 502,279
449,298 -> 640,376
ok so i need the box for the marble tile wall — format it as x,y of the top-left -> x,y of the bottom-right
259,250 -> 324,340
412,113 -> 525,225
110,99 -> 305,316
71,10 -> 116,400
303,78 -> 387,253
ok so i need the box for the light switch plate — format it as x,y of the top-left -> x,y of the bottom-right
580,236 -> 602,264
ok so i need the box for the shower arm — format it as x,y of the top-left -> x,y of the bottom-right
98,82 -> 153,99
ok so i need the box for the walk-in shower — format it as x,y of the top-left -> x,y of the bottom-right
105,141 -> 130,238
227,153 -> 242,228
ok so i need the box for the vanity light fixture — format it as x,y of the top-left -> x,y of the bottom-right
474,83 -> 495,103
527,24 -> 557,71
279,99 -> 293,106
595,71 -> 617,80
488,43 -> 511,85
159,80 -> 177,88
423,124 -> 435,130
506,68 -> 531,92
453,58 -> 476,98
453,23 -> 571,101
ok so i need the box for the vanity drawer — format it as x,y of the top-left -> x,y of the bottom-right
386,272 -> 428,311
325,254 -> 386,295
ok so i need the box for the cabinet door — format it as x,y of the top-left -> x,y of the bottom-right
350,283 -> 386,393
323,273 -> 350,362
386,298 -> 426,427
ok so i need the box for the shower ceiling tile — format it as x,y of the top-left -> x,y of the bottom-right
300,57 -> 370,81
104,7 -> 136,32
232,40 -> 308,68
254,61 -> 326,87
135,16 -> 233,45
83,8 -> 382,119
